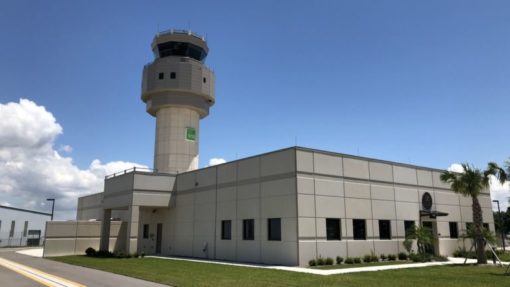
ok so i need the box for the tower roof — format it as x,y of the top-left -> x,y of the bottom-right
151,29 -> 208,61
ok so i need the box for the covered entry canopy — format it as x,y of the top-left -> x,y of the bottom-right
419,210 -> 449,219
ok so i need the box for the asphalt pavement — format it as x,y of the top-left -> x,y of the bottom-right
0,248 -> 169,287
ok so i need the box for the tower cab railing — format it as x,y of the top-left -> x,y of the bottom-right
156,29 -> 205,41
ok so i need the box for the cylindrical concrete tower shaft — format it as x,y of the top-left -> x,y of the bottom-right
141,30 -> 215,173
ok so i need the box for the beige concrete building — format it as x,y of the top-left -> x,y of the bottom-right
45,30 -> 495,265
73,148 -> 494,266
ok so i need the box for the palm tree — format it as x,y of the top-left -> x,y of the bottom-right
441,163 -> 507,264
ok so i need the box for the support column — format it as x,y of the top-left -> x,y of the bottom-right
125,205 -> 139,254
99,209 -> 112,251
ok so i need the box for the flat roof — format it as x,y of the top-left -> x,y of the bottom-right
179,146 -> 448,176
0,205 -> 52,217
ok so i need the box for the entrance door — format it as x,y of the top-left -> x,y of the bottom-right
156,223 -> 162,254
422,221 -> 436,255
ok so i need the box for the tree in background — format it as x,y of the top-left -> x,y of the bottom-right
441,163 -> 507,264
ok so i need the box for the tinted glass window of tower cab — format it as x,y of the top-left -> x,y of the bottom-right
157,42 -> 207,61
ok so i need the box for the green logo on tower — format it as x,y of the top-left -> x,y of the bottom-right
185,127 -> 196,141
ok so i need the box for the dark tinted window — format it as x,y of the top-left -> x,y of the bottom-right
157,41 -> 207,61
170,72 -> 176,79
483,223 -> 489,231
143,224 -> 149,239
353,219 -> 366,240
379,220 -> 391,240
243,219 -> 254,240
449,222 -> 458,238
158,73 -> 164,80
404,221 -> 415,238
221,220 -> 231,240
9,221 -> 15,238
268,218 -> 281,241
203,77 -> 207,83
326,218 -> 341,240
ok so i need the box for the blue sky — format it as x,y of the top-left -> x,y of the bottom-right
1,0 -> 509,172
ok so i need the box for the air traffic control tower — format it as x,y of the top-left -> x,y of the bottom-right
141,30 -> 215,173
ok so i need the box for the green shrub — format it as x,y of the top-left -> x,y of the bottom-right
380,254 -> 387,261
345,257 -> 354,264
388,254 -> 396,261
363,254 -> 372,263
309,259 -> 317,266
85,247 -> 96,257
371,255 -> 379,262
409,253 -> 432,262
141,252 -> 145,258
325,257 -> 334,265
336,256 -> 344,264
398,252 -> 408,260
353,257 -> 361,264
96,250 -> 114,258
317,257 -> 325,265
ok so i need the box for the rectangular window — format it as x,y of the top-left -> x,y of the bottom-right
449,222 -> 458,238
243,219 -> 254,240
221,220 -> 231,240
9,221 -> 15,238
326,218 -> 341,240
23,221 -> 28,237
158,72 -> 164,79
379,220 -> 391,240
353,219 -> 366,240
268,218 -> 281,241
170,72 -> 176,79
483,223 -> 489,231
404,220 -> 415,238
466,222 -> 473,231
143,224 -> 149,239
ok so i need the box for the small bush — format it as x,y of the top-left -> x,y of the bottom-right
141,252 -> 145,258
409,253 -> 432,262
363,254 -> 372,263
325,257 -> 334,265
309,259 -> 317,266
398,252 -> 408,260
85,247 -> 96,257
345,257 -> 354,264
380,254 -> 387,261
353,257 -> 361,264
132,252 -> 139,258
96,250 -> 114,258
388,254 -> 396,261
371,255 -> 379,262
317,257 -> 325,266
453,247 -> 466,257
336,256 -> 344,264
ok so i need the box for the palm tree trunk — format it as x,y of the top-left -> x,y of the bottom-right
472,195 -> 487,264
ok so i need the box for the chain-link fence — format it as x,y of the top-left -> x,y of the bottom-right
0,231 -> 44,247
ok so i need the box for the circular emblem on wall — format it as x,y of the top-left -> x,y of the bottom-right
422,192 -> 433,210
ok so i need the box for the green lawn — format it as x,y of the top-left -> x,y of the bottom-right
51,256 -> 509,287
498,251 -> 510,262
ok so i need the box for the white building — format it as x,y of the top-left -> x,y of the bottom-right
0,205 -> 51,247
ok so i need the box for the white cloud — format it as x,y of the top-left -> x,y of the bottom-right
0,99 -> 147,220
447,163 -> 464,173
208,158 -> 226,166
59,144 -> 73,153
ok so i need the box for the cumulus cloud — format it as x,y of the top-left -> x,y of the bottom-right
447,163 -> 464,173
59,144 -> 73,153
0,99 -> 147,220
447,163 -> 510,211
208,158 -> 226,166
